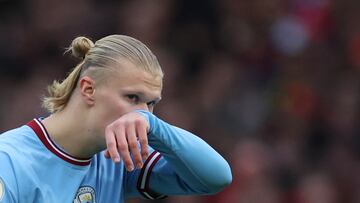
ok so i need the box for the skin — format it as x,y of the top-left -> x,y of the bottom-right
42,61 -> 163,171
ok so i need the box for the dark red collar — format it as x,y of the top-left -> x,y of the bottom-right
27,118 -> 91,166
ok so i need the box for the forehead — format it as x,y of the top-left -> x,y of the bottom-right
106,61 -> 163,96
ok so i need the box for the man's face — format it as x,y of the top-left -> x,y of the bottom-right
88,61 -> 162,136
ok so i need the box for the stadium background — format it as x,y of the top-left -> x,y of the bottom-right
1,0 -> 360,202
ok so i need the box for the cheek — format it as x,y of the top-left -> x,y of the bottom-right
93,93 -> 130,126
103,96 -> 130,119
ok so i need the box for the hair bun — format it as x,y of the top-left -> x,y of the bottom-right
69,36 -> 94,59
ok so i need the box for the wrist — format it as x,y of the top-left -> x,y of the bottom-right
134,110 -> 153,133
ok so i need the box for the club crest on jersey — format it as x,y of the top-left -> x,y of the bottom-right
0,178 -> 4,201
73,186 -> 96,203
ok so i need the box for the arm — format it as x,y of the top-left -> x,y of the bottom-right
125,111 -> 232,198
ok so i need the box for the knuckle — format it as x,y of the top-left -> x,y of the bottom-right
112,119 -> 126,128
139,137 -> 147,143
117,143 -> 128,152
113,121 -> 123,128
105,125 -> 113,133
129,142 -> 138,149
134,118 -> 143,125
121,120 -> 128,126
107,142 -> 115,148
134,154 -> 142,160
141,150 -> 148,156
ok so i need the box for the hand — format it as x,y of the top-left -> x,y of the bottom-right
104,111 -> 149,171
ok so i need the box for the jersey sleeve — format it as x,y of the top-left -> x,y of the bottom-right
124,110 -> 232,199
0,152 -> 18,203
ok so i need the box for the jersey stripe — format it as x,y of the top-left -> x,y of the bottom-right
141,152 -> 160,189
137,151 -> 166,199
27,118 -> 91,166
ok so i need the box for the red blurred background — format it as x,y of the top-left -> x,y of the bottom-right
1,0 -> 360,202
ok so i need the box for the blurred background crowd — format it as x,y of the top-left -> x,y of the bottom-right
1,0 -> 360,202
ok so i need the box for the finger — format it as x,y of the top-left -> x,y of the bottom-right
105,126 -> 120,163
104,150 -> 111,158
115,126 -> 134,171
127,122 -> 143,169
136,119 -> 149,161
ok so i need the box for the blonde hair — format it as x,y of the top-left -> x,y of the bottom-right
42,35 -> 163,113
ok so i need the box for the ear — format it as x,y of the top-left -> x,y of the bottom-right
79,76 -> 96,106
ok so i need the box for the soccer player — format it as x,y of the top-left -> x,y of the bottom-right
0,35 -> 232,203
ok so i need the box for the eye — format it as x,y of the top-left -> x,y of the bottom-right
147,101 -> 156,107
126,94 -> 140,104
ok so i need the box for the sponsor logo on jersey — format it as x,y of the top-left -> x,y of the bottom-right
73,186 -> 96,203
0,178 -> 4,201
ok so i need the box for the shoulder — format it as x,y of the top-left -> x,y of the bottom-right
0,125 -> 33,178
0,125 -> 50,202
0,151 -> 19,202
1,124 -> 39,147
0,125 -> 40,184
0,125 -> 35,145
0,125 -> 38,162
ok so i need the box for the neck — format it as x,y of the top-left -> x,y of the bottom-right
41,106 -> 103,159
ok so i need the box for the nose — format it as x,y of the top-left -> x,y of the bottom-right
135,103 -> 149,112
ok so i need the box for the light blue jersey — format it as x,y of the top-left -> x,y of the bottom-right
0,111 -> 232,203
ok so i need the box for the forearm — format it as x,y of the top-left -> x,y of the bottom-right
137,110 -> 232,194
